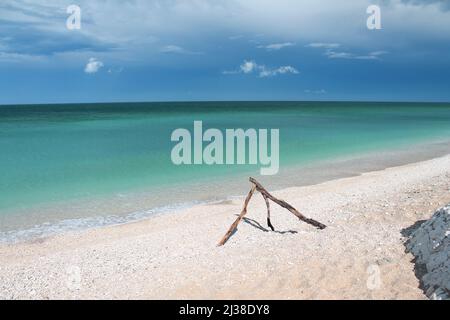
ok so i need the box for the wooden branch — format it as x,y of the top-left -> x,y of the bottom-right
249,177 -> 327,230
262,194 -> 275,231
217,177 -> 327,246
217,185 -> 256,246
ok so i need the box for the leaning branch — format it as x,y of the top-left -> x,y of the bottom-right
249,177 -> 327,230
217,177 -> 326,246
217,185 -> 257,247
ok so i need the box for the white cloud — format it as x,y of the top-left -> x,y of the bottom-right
324,50 -> 354,59
84,57 -> 104,74
370,51 -> 389,57
160,45 -> 202,55
307,45 -> 389,61
240,60 -> 258,73
353,55 -> 379,60
306,43 -> 388,62
161,45 -> 185,54
306,43 -> 341,49
277,66 -> 299,74
324,49 -> 388,60
107,66 -> 124,74
258,42 -> 295,51
260,65 -> 299,77
0,51 -> 44,63
225,60 -> 299,77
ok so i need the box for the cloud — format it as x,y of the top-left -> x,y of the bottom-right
306,43 -> 341,49
307,43 -> 388,62
324,50 -> 354,59
324,49 -> 388,60
259,65 -> 299,77
160,45 -> 202,55
224,60 -> 299,77
398,0 -> 450,11
107,66 -> 124,74
0,0 -> 449,72
369,51 -> 389,57
240,60 -> 258,73
257,42 -> 295,51
2,1 -> 450,54
307,43 -> 389,61
84,57 -> 104,74
160,45 -> 186,54
0,51 -> 45,63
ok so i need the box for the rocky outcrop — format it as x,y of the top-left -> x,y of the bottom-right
406,205 -> 450,300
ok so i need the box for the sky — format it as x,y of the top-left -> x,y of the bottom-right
0,0 -> 450,104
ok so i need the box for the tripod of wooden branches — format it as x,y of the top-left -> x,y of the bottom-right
218,177 -> 327,246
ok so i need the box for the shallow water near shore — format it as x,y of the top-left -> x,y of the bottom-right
1,101 -> 450,242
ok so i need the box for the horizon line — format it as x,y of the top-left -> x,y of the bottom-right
1,99 -> 450,107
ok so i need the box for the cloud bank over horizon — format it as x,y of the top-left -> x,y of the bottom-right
0,0 -> 449,103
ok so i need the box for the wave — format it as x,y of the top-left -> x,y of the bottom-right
0,199 -> 213,244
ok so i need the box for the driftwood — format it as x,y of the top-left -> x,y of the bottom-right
217,177 -> 326,246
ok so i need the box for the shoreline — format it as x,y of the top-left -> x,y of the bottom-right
2,138 -> 450,244
1,154 -> 450,299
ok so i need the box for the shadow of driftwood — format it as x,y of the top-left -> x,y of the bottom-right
238,215 -> 298,235
401,219 -> 429,295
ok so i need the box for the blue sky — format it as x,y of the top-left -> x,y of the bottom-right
0,0 -> 450,104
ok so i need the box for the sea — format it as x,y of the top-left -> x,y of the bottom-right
1,101 -> 450,242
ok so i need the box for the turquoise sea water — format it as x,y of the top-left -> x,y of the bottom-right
1,101 -> 450,240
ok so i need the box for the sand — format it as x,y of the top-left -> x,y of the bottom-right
1,155 -> 450,300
